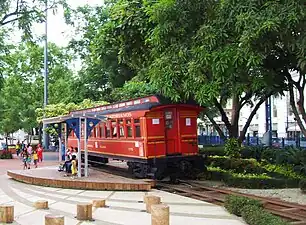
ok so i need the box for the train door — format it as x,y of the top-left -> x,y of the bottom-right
164,108 -> 180,155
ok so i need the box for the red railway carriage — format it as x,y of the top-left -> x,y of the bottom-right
68,95 -> 206,179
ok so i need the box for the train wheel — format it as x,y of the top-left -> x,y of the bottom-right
179,160 -> 193,177
131,163 -> 149,178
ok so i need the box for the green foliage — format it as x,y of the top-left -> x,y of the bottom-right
199,146 -> 225,156
299,179 -> 306,192
0,150 -> 13,159
0,42 -> 77,137
241,205 -> 289,225
224,195 -> 262,217
36,99 -> 109,122
262,163 -> 304,179
111,80 -> 158,101
224,138 -> 241,158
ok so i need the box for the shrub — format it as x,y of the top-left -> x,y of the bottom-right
242,205 -> 289,225
206,166 -> 300,189
224,195 -> 262,216
299,179 -> 306,192
241,145 -> 265,161
0,150 -> 13,159
224,138 -> 241,158
199,146 -> 225,156
262,164 -> 304,179
207,156 -> 266,174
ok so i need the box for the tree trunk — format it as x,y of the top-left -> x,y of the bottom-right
238,95 -> 269,142
205,113 -> 226,139
5,133 -> 8,150
38,123 -> 42,144
289,83 -> 306,137
229,95 -> 240,138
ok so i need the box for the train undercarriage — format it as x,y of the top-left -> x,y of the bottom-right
84,153 -> 206,180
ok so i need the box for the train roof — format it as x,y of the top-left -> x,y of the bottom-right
70,95 -> 200,116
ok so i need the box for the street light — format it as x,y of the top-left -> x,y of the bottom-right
42,0 -> 49,149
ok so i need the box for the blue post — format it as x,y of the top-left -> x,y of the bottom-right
265,97 -> 272,146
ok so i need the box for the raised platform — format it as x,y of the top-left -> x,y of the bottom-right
7,166 -> 152,191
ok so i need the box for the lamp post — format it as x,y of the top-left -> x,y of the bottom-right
42,0 -> 49,150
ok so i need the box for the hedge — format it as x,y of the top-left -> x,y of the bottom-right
199,146 -> 225,156
225,195 -> 289,225
224,195 -> 262,216
206,167 -> 300,189
299,179 -> 306,192
242,205 -> 289,225
0,150 -> 13,159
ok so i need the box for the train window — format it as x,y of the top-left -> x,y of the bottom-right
134,119 -> 140,124
135,125 -> 141,137
119,126 -> 124,137
126,119 -> 131,124
106,123 -> 111,138
100,125 -> 105,138
127,126 -> 133,137
95,127 -> 98,137
118,119 -> 124,125
111,120 -> 118,138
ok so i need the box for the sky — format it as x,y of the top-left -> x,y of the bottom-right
24,0 -> 104,72
33,0 -> 103,47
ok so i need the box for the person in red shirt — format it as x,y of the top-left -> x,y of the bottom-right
36,144 -> 44,162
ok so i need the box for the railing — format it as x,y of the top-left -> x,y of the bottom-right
197,135 -> 306,148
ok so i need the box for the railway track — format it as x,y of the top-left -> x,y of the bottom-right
90,162 -> 306,224
157,181 -> 306,225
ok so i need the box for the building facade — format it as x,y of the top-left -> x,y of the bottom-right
199,72 -> 306,139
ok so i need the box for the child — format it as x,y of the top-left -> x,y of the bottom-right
21,149 -> 28,170
71,155 -> 78,178
33,149 -> 38,168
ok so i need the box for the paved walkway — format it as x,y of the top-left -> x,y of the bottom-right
0,154 -> 245,225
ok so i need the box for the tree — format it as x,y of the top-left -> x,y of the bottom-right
223,0 -> 305,136
65,2 -> 149,101
110,79 -> 159,101
95,0 -> 283,141
0,0 -> 68,32
0,41 -> 77,141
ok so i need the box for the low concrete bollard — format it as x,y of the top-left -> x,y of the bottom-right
151,204 -> 169,225
34,200 -> 48,209
77,203 -> 93,220
45,214 -> 64,225
92,199 -> 106,208
0,205 -> 14,223
144,195 -> 161,213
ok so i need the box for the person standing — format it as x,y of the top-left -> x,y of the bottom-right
33,149 -> 38,168
36,144 -> 44,162
15,141 -> 21,157
71,155 -> 78,178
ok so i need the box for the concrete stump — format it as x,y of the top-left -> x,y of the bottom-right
45,214 -> 64,225
34,200 -> 48,209
151,204 -> 169,225
77,203 -> 92,220
144,195 -> 161,213
92,199 -> 106,208
0,205 -> 14,223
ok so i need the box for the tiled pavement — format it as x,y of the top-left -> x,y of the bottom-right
0,155 -> 245,225
0,175 -> 246,225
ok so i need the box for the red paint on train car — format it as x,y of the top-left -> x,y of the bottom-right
67,95 -> 205,178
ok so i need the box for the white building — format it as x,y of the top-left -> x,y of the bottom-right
199,72 -> 306,139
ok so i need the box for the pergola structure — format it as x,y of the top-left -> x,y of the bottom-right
43,112 -> 106,178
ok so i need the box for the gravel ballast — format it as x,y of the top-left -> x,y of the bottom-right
228,188 -> 306,205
